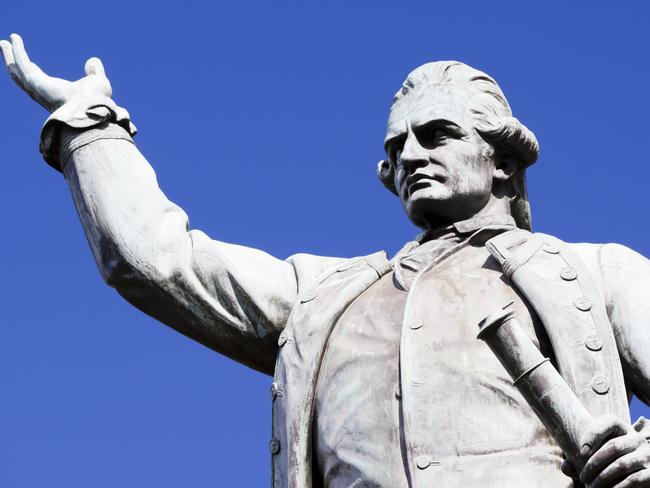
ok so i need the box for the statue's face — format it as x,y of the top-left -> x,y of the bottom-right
385,84 -> 497,229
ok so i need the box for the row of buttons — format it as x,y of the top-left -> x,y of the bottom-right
548,249 -> 588,315
547,245 -> 578,282
272,332 -> 290,456
550,249 -> 610,395
271,380 -> 283,454
406,312 -> 460,472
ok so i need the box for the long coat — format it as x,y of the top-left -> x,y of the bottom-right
49,112 -> 650,487
271,228 -> 631,487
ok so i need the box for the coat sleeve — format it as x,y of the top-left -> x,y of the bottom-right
53,117 -> 340,375
598,243 -> 650,404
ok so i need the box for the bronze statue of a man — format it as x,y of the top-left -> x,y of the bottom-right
3,34 -> 650,487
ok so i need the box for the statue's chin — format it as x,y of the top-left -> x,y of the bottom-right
405,183 -> 497,230
405,191 -> 458,230
406,207 -> 454,231
406,199 -> 486,231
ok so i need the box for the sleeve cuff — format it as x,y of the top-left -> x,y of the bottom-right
59,123 -> 135,172
40,95 -> 137,172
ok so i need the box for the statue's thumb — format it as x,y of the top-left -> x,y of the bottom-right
85,57 -> 105,77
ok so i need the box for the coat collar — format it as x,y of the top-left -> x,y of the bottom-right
416,214 -> 517,244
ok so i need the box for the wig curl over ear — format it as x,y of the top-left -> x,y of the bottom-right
474,115 -> 538,168
377,159 -> 397,195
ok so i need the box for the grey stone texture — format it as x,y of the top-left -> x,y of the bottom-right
3,35 -> 650,487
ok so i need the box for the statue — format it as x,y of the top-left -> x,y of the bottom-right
2,33 -> 650,487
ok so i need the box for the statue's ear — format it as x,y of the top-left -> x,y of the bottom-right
377,159 -> 398,196
493,152 -> 518,183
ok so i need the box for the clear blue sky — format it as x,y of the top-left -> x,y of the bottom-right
1,2 -> 649,486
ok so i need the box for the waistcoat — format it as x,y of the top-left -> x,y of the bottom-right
270,229 -> 630,488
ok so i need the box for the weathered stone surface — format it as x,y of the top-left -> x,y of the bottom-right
3,34 -> 650,487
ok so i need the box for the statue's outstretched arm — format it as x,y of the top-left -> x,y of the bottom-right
0,34 -> 337,375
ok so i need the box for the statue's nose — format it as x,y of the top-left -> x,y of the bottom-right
399,133 -> 428,170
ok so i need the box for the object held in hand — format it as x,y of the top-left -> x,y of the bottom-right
478,302 -> 594,470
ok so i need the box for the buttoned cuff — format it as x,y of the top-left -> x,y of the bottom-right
40,95 -> 137,172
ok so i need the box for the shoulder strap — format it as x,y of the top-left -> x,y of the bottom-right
486,229 -> 630,422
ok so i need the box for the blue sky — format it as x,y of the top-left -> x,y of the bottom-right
1,2 -> 649,486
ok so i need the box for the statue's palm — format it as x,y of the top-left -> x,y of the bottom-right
0,33 -> 111,113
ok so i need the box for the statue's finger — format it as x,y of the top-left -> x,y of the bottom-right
613,468 -> 650,488
9,33 -> 32,75
580,434 -> 641,484
0,39 -> 27,89
581,415 -> 629,457
84,57 -> 105,77
8,34 -> 50,89
587,452 -> 645,488
0,40 -> 15,68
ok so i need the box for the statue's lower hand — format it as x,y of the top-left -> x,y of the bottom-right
561,415 -> 650,487
0,33 -> 110,113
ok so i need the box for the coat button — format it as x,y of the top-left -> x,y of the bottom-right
395,385 -> 401,399
409,321 -> 423,330
278,331 -> 289,347
270,437 -> 281,455
560,267 -> 578,281
585,335 -> 603,351
415,455 -> 431,470
271,382 -> 284,400
574,297 -> 592,311
543,244 -> 560,254
591,376 -> 610,394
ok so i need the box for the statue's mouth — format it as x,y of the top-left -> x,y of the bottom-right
406,174 -> 441,196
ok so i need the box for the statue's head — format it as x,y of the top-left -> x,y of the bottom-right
379,61 -> 539,230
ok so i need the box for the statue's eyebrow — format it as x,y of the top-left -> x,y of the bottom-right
412,118 -> 469,138
384,118 -> 469,153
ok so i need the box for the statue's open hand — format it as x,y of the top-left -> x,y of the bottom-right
562,415 -> 650,487
0,33 -> 110,113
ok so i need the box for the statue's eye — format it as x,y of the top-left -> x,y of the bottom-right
429,128 -> 447,142
417,127 -> 449,149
